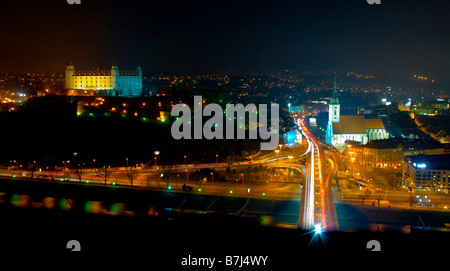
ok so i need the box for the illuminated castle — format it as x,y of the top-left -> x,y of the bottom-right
65,60 -> 142,97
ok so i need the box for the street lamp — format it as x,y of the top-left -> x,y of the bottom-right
275,149 -> 279,166
288,156 -> 294,181
62,161 -> 67,181
13,160 -> 18,176
184,155 -> 187,165
216,154 -> 218,164
154,151 -> 160,166
72,152 -> 78,173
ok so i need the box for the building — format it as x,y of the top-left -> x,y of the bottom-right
283,128 -> 302,146
344,141 -> 401,169
344,138 -> 444,169
65,60 -> 142,97
404,154 -> 450,192
362,140 -> 403,168
325,77 -> 389,149
402,140 -> 444,156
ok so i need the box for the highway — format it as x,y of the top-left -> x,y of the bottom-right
0,167 -> 303,199
297,118 -> 339,232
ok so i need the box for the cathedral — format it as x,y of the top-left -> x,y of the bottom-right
65,60 -> 143,97
325,78 -> 389,149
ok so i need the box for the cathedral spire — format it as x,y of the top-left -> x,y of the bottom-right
326,75 -> 340,145
330,76 -> 339,104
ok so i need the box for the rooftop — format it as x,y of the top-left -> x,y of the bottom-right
365,138 -> 442,150
74,70 -> 111,76
365,119 -> 385,129
332,115 -> 366,134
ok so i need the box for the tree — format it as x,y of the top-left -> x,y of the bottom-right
75,163 -> 83,182
98,166 -> 112,185
27,160 -> 38,179
161,166 -> 173,188
125,166 -> 138,186
360,189 -> 372,205
409,195 -> 418,209
375,190 -> 386,207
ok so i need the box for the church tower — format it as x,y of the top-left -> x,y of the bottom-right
326,77 -> 340,145
329,77 -> 340,123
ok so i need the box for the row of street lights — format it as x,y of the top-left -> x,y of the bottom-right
66,150 -> 220,170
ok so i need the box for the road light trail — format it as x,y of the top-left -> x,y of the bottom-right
301,137 -> 316,229
297,118 -> 339,232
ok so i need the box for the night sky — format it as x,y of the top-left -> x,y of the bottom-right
1,0 -> 450,83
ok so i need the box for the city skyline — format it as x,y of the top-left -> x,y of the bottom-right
1,0 -> 450,258
1,0 -> 450,87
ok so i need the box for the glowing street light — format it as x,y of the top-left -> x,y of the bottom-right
154,151 -> 160,166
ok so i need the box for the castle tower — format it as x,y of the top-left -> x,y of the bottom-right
111,62 -> 119,95
137,64 -> 142,77
65,60 -> 75,89
136,64 -> 143,96
326,76 -> 340,145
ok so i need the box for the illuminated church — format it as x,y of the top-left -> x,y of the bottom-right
325,78 -> 389,149
65,60 -> 142,97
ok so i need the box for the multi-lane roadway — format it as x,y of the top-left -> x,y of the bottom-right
297,118 -> 339,232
